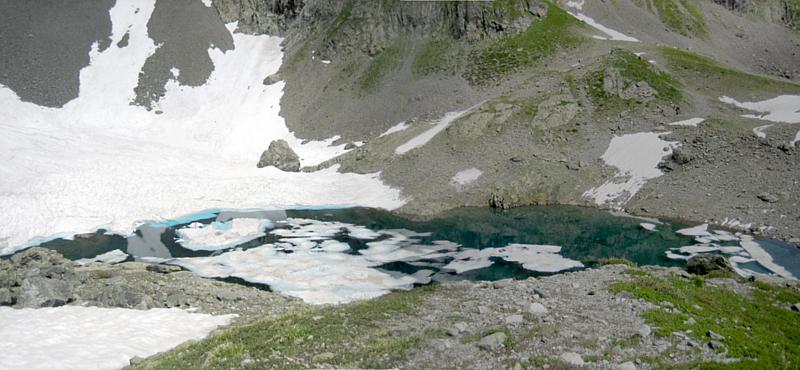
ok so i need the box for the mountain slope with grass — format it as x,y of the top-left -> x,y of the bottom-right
215,0 -> 800,242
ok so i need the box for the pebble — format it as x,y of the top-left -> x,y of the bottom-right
707,330 -> 725,340
505,314 -> 524,325
791,303 -> 800,312
559,352 -> 585,367
615,361 -> 637,370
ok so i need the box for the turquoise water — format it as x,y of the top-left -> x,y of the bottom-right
17,206 -> 800,282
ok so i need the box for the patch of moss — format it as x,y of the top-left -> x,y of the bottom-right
611,276 -> 800,369
134,286 -> 436,369
464,2 -> 582,85
633,0 -> 708,37
599,258 -> 638,267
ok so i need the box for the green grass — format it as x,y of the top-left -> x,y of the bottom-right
464,2 -> 582,85
359,39 -> 406,92
611,276 -> 800,369
660,46 -> 800,94
412,38 -> 461,77
599,258 -> 638,267
133,286 -> 436,369
586,49 -> 682,108
632,0 -> 708,37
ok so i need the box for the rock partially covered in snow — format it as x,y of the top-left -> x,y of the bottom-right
257,139 -> 301,172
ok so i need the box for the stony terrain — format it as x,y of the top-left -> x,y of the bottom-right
207,0 -> 800,243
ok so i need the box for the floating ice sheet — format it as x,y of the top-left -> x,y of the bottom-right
176,218 -> 273,251
167,218 -> 582,304
0,306 -> 234,370
75,249 -> 129,265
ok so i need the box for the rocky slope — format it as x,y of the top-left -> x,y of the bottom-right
211,0 -> 800,242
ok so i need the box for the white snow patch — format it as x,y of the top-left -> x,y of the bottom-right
379,121 -> 411,137
752,124 -> 772,139
567,12 -> 639,42
395,102 -> 483,155
0,0 -> 404,255
719,95 -> 800,123
200,0 -> 212,7
75,249 -> 129,265
668,118 -> 705,127
175,218 -> 273,251
450,168 -> 482,187
792,131 -> 800,147
0,306 -> 234,370
321,59 -> 331,64
583,132 -> 678,208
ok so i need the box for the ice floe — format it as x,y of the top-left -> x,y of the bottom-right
640,223 -> 658,232
443,244 -> 584,274
165,218 -> 583,304
0,0 -> 404,255
0,306 -> 234,370
583,132 -> 678,208
75,249 -> 130,265
668,225 -> 796,280
175,218 -> 274,251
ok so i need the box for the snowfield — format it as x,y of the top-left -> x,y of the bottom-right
583,132 -> 678,208
0,0 -> 404,255
0,306 -> 234,370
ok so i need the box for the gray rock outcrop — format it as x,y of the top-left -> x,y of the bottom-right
0,248 -> 84,308
686,254 -> 733,276
257,139 -> 301,172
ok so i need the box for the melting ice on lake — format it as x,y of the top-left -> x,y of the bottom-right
20,206 -> 800,305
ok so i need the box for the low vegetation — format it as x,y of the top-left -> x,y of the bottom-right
134,286 -> 436,369
632,0 -> 708,38
660,46 -> 800,95
464,2 -> 582,85
611,276 -> 800,369
586,48 -> 682,109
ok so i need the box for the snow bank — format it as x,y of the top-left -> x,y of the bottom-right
583,132 -> 678,208
378,121 -> 410,138
668,118 -> 705,127
0,306 -> 234,370
752,124 -> 772,139
565,1 -> 639,42
0,0 -> 404,255
395,102 -> 483,155
719,95 -> 800,123
175,218 -> 273,251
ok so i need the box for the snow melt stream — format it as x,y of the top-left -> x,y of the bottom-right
0,0 -> 404,255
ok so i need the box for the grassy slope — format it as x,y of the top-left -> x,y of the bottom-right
134,286 -> 436,369
612,275 -> 800,369
632,0 -> 708,37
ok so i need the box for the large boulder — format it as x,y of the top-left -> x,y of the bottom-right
1,248 -> 84,308
257,139 -> 301,172
687,254 -> 733,276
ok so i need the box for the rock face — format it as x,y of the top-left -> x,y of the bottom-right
0,248 -> 84,308
686,254 -> 733,276
257,139 -> 301,172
